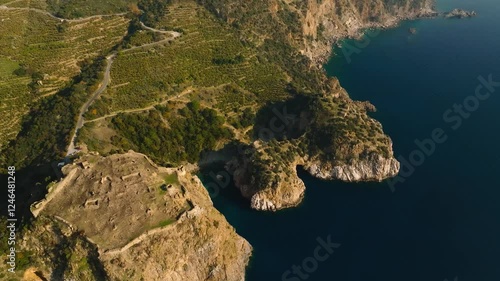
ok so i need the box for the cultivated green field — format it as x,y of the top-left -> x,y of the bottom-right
0,5 -> 129,147
0,57 -> 31,143
45,0 -> 134,18
0,9 -> 128,89
95,1 -> 289,116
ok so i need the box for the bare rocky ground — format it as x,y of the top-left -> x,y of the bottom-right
19,151 -> 252,281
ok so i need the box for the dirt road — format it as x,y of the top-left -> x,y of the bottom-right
66,26 -> 182,156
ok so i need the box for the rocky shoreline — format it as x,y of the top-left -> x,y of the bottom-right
220,0 -> 473,213
304,154 -> 400,183
227,151 -> 400,212
221,87 -> 403,211
301,1 -> 438,65
305,5 -> 477,65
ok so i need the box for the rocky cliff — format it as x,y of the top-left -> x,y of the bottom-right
304,153 -> 400,182
444,9 -> 477,19
21,151 -> 252,281
229,150 -> 399,212
228,153 -> 306,211
298,0 -> 436,63
198,0 -> 436,64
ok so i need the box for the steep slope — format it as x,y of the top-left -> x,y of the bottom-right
25,152 -> 252,281
198,0 -> 435,63
227,85 -> 400,211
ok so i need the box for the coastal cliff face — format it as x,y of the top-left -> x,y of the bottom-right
304,154 -> 400,182
229,150 -> 399,212
198,0 -> 435,64
226,85 -> 400,211
298,0 -> 436,62
21,152 -> 251,281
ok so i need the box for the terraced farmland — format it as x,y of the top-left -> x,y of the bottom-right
0,6 -> 129,147
98,1 -> 290,116
2,0 -> 49,10
0,57 -> 31,143
2,0 -> 133,18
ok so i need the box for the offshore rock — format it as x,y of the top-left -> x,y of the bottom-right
444,9 -> 477,19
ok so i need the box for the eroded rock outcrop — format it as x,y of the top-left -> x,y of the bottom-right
199,0 -> 436,64
229,148 -> 399,211
298,0 -> 437,63
228,148 -> 399,212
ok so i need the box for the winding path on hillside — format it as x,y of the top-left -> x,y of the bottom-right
66,53 -> 115,156
83,87 -> 193,124
66,28 -> 182,156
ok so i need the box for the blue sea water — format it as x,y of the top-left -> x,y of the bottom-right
203,1 -> 500,280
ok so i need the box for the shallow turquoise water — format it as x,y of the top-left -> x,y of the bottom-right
202,1 -> 500,280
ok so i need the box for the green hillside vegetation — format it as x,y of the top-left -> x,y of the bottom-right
0,57 -> 32,144
79,0 -> 392,167
138,0 -> 171,27
0,6 -> 128,148
246,139 -> 303,190
45,0 -> 134,18
1,0 -> 398,186
306,94 -> 393,162
1,57 -> 106,169
124,27 -> 164,47
197,0 -> 324,91
2,0 -> 49,9
0,9 -> 127,88
110,101 -> 234,165
93,1 -> 289,116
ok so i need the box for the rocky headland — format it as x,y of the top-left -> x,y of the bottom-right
223,82 -> 400,211
21,152 -> 252,281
